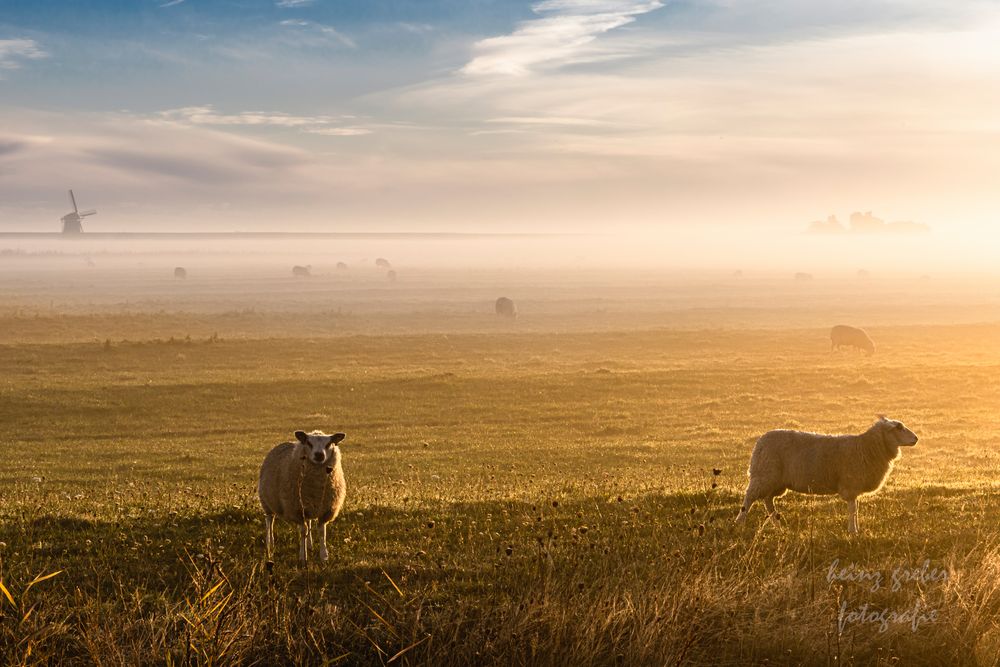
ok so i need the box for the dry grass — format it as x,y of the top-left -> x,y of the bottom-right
2,322 -> 1000,664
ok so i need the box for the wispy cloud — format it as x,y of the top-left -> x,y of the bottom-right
462,0 -> 664,75
306,127 -> 373,136
396,22 -> 435,34
160,106 -> 371,136
487,115 -> 614,128
0,39 -> 47,71
159,0 -> 185,8
276,0 -> 314,7
278,19 -> 356,48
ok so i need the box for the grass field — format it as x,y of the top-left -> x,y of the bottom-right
3,308 -> 1000,665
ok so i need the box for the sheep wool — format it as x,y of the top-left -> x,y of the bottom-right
831,325 -> 876,355
258,430 -> 347,564
735,417 -> 918,534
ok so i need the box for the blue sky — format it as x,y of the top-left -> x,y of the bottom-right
2,0 -> 999,231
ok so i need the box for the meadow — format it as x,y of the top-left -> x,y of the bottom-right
2,261 -> 1000,665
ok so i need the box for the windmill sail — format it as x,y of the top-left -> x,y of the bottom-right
61,189 -> 93,234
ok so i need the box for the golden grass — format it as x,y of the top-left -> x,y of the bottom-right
2,323 -> 1000,664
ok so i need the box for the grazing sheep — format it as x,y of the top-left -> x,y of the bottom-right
495,297 -> 517,318
375,258 -> 392,269
336,262 -> 349,271
794,272 -> 814,282
735,417 -> 918,533
831,324 -> 876,355
292,265 -> 312,278
258,430 -> 347,564
174,266 -> 187,280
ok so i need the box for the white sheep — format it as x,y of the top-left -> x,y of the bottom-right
831,325 -> 876,355
495,297 -> 517,318
258,430 -> 347,564
735,417 -> 918,533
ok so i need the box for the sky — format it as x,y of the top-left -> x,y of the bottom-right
1,0 -> 1000,234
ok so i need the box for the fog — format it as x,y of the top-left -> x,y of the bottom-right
0,221 -> 989,273
2,229 -> 1000,342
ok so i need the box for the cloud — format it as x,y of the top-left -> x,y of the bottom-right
462,0 -> 664,75
276,0 -> 314,7
159,106 -> 371,136
159,0 -> 185,8
808,212 -> 930,234
396,23 -> 435,34
163,106 -> 334,128
278,19 -> 356,48
0,39 -> 47,71
0,138 -> 28,156
486,115 -> 614,128
306,127 -> 373,136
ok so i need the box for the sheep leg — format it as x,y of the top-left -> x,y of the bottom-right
763,496 -> 782,524
847,498 -> 859,534
736,480 -> 766,524
264,514 -> 275,559
319,522 -> 329,562
298,522 -> 309,565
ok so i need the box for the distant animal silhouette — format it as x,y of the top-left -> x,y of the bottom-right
292,265 -> 312,278
386,270 -> 397,283
794,272 -> 814,282
174,267 -> 187,279
831,325 -> 875,355
336,262 -> 348,270
375,258 -> 392,269
495,297 -> 517,319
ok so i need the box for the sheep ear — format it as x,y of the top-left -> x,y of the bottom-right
329,433 -> 346,445
294,431 -> 309,444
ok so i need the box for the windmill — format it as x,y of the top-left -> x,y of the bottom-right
61,190 -> 96,234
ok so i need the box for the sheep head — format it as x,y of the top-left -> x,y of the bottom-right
876,416 -> 918,447
295,430 -> 347,468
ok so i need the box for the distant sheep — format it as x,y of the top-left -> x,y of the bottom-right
174,267 -> 187,280
375,258 -> 392,269
336,262 -> 349,271
735,417 -> 918,533
292,265 -> 312,278
831,325 -> 875,355
794,272 -> 814,281
495,297 -> 517,318
258,430 -> 348,564
386,270 -> 397,282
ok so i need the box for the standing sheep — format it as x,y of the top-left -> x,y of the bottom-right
495,297 -> 517,318
258,430 -> 347,564
831,324 -> 876,355
174,267 -> 187,280
292,265 -> 312,278
735,417 -> 918,534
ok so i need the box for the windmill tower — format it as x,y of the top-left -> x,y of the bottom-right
61,190 -> 96,234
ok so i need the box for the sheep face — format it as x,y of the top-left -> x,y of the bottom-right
294,430 -> 346,467
878,417 -> 918,447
